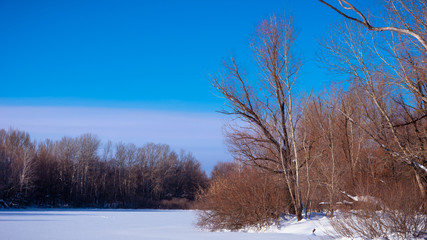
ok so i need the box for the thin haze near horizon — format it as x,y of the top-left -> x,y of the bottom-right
0,0 -> 366,172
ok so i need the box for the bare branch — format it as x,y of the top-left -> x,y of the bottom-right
318,0 -> 427,51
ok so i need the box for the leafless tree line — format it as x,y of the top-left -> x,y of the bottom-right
0,128 -> 208,208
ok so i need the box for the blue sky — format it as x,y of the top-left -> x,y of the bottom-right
0,0 -> 373,172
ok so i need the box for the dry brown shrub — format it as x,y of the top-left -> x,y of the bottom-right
331,180 -> 427,239
210,162 -> 240,181
196,166 -> 290,231
159,197 -> 194,209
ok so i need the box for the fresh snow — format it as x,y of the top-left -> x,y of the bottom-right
0,209 -> 337,240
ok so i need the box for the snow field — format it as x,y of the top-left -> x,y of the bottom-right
0,209 -> 335,240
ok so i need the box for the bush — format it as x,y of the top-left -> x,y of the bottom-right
159,198 -> 194,209
197,166 -> 290,231
331,181 -> 427,239
331,209 -> 427,239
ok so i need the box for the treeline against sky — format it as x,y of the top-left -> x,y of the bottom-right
0,128 -> 208,208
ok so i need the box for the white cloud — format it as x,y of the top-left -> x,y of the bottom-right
0,106 -> 231,172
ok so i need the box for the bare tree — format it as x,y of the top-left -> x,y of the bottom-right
318,0 -> 427,51
319,0 -> 427,199
18,146 -> 35,197
212,15 -> 305,220
0,128 -> 207,208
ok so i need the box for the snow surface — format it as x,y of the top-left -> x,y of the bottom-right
0,209 -> 336,240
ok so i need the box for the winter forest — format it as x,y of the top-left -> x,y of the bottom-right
0,129 -> 208,208
1,0 -> 426,239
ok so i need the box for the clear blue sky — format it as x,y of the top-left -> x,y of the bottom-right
0,0 -> 375,172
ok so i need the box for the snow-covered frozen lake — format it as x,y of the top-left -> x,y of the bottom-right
0,209 -> 333,240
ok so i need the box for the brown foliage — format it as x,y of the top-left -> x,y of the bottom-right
159,198 -> 195,210
331,180 -> 427,239
197,165 -> 290,231
210,161 -> 240,181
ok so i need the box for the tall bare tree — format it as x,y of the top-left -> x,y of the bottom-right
319,0 -> 427,199
318,0 -> 427,52
212,15 -> 305,220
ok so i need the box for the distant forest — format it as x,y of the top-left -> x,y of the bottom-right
0,128 -> 208,208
